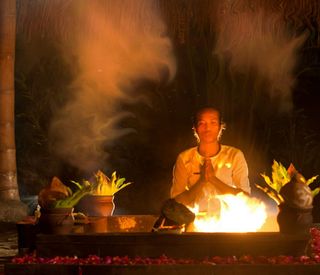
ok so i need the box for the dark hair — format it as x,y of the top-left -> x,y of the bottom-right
192,105 -> 222,127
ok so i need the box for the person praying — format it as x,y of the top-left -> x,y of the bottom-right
170,106 -> 251,212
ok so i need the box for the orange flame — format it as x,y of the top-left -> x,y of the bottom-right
189,192 -> 267,232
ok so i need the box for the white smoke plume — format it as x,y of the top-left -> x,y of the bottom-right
49,0 -> 176,173
213,7 -> 308,112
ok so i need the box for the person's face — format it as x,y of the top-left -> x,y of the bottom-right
195,109 -> 221,144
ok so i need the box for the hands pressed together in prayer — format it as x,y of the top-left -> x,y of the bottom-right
174,159 -> 245,206
200,158 -> 241,196
201,158 -> 215,182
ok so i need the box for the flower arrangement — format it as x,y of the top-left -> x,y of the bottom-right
66,170 -> 132,197
54,180 -> 93,208
38,177 -> 94,210
90,170 -> 132,196
256,160 -> 319,205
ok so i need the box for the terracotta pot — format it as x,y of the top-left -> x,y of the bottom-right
39,208 -> 74,234
76,195 -> 115,216
277,203 -> 313,234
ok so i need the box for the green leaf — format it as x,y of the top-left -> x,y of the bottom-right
66,187 -> 73,196
271,160 -> 290,191
70,180 -> 83,190
306,175 -> 318,186
255,183 -> 283,205
113,182 -> 132,195
312,187 -> 320,198
261,174 -> 274,189
115,178 -> 125,188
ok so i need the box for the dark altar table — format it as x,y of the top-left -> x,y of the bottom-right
7,216 -> 320,275
35,232 -> 310,258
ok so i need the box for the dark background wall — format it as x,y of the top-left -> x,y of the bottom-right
13,0 -> 320,218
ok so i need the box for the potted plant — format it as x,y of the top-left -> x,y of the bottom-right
256,160 -> 319,234
76,170 -> 132,217
37,177 -> 93,234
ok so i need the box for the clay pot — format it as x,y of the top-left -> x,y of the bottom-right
76,195 -> 115,216
38,208 -> 74,234
277,203 -> 313,234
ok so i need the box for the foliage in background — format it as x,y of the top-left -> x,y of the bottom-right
15,37 -> 76,194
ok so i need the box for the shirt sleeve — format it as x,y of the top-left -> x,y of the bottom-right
170,154 -> 189,198
232,150 -> 251,194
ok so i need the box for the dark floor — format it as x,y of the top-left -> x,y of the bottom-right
0,223 -> 18,275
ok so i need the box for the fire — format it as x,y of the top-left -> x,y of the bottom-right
189,192 -> 267,232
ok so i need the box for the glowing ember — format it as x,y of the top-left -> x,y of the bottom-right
189,193 -> 267,232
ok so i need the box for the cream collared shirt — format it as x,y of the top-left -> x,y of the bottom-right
170,145 -> 250,210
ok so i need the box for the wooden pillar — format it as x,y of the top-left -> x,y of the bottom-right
0,0 -> 20,201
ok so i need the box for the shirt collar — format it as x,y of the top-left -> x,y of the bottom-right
195,146 -> 221,165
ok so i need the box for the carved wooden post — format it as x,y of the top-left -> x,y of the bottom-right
0,0 -> 27,221
0,0 -> 21,201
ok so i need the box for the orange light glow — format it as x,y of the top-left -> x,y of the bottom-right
189,192 -> 267,232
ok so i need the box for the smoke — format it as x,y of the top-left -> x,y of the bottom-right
49,0 -> 176,173
213,7 -> 308,112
